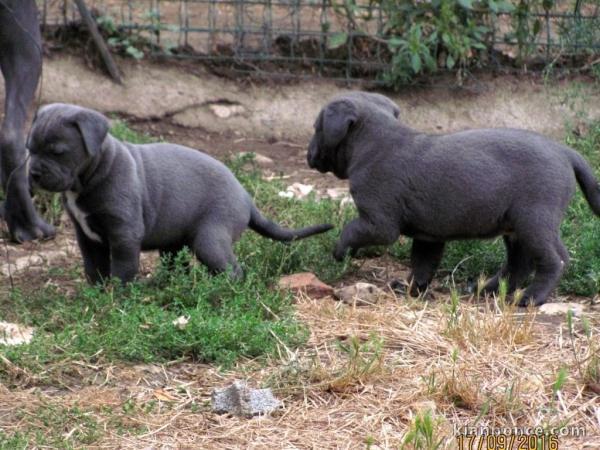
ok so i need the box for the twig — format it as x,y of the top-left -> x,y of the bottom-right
73,0 -> 122,84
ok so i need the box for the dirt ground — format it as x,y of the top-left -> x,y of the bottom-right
1,55 -> 599,448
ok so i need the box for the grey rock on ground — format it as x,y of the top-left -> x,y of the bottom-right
211,380 -> 282,417
334,282 -> 384,306
538,302 -> 585,316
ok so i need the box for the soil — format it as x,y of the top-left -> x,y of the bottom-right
129,117 -> 345,191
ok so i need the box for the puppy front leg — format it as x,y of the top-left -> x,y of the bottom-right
73,224 -> 110,284
109,238 -> 141,284
334,217 -> 399,261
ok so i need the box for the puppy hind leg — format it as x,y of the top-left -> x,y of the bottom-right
407,239 -> 445,296
192,227 -> 243,280
334,217 -> 399,261
483,236 -> 534,296
517,227 -> 565,307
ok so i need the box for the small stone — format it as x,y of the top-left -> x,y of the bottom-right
277,191 -> 294,199
0,255 -> 44,276
209,103 -> 245,119
279,183 -> 314,200
278,272 -> 334,299
238,152 -> 274,166
40,250 -> 68,263
538,302 -> 584,316
172,315 -> 190,330
0,321 -> 34,346
325,187 -> 349,200
324,187 -> 354,208
334,282 -> 384,306
211,380 -> 282,417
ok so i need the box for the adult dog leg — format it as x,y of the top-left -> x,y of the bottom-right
0,0 -> 55,242
408,239 -> 445,296
333,217 -> 399,261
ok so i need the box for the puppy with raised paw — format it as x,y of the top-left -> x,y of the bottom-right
307,91 -> 600,306
29,103 -> 333,283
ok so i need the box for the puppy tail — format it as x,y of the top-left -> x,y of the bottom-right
567,148 -> 600,216
249,206 -> 333,242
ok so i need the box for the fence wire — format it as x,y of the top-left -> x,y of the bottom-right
37,1 -> 600,83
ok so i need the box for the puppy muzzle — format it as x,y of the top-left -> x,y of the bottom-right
307,136 -> 328,172
29,160 -> 74,192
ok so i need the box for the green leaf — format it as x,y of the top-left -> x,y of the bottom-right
458,0 -> 473,9
411,53 -> 422,73
387,37 -> 406,48
327,32 -> 348,50
442,33 -> 452,46
126,46 -> 144,60
498,1 -> 516,12
446,54 -> 455,69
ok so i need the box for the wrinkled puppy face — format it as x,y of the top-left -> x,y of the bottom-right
28,104 -> 109,192
307,92 -> 400,179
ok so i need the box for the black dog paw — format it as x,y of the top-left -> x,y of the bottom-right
517,294 -> 546,307
389,279 -> 407,295
8,216 -> 55,243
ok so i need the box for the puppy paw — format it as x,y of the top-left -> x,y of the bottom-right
389,279 -> 407,295
333,245 -> 349,262
9,217 -> 55,243
517,294 -> 546,307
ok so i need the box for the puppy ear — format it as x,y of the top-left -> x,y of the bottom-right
70,109 -> 109,156
322,100 -> 358,149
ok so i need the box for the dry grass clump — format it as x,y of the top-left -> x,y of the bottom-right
2,273 -> 599,449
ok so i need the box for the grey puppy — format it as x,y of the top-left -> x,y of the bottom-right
307,91 -> 600,306
28,103 -> 333,283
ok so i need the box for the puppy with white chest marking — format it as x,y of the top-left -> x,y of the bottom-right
29,103 -> 333,283
307,91 -> 600,306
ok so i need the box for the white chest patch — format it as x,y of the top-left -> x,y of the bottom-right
64,191 -> 103,243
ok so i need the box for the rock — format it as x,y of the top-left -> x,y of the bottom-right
278,183 -> 314,200
278,272 -> 334,299
0,321 -> 34,346
40,250 -> 68,263
334,282 -> 384,306
277,191 -> 294,199
209,103 -> 245,119
324,187 -> 355,208
0,255 -> 44,276
172,315 -> 190,330
238,152 -> 274,166
538,302 -> 585,316
325,187 -> 349,200
211,380 -> 282,417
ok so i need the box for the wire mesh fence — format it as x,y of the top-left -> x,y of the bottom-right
37,1 -> 600,84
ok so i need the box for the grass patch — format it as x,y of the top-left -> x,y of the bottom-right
1,120 -> 351,381
3,118 -> 600,387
